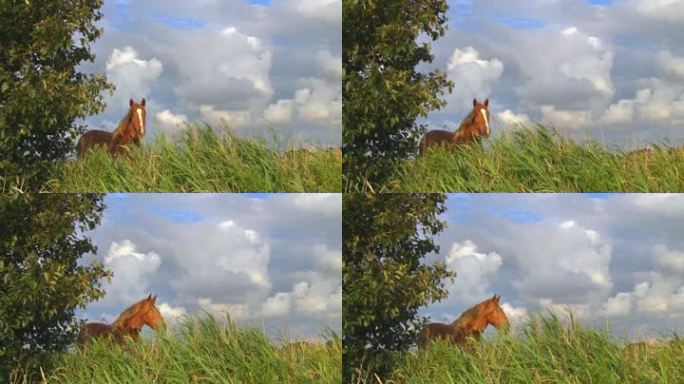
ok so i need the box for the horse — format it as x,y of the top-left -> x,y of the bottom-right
76,98 -> 147,158
418,294 -> 509,349
77,294 -> 165,347
419,98 -> 491,154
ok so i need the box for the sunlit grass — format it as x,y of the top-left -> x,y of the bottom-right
48,124 -> 341,192
386,126 -> 684,192
354,313 -> 684,384
39,315 -> 341,384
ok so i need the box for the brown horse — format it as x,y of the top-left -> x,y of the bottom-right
419,98 -> 491,154
418,294 -> 509,349
77,294 -> 165,347
77,98 -> 147,158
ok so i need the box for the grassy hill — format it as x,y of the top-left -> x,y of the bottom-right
47,125 -> 341,192
385,127 -> 684,192
359,314 -> 683,384
13,316 -> 340,384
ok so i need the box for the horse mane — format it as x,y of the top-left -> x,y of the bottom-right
111,107 -> 133,140
457,109 -> 477,132
450,304 -> 481,329
112,297 -> 148,328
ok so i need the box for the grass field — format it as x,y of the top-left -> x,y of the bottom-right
385,127 -> 684,192
358,314 -> 683,384
47,125 -> 341,192
12,316 -> 340,384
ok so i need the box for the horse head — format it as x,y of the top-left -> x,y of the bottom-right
468,98 -> 490,139
126,98 -> 146,141
477,294 -> 509,332
115,293 -> 166,333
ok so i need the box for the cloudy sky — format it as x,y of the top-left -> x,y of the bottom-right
422,193 -> 684,341
78,193 -> 341,341
80,0 -> 341,145
423,0 -> 684,147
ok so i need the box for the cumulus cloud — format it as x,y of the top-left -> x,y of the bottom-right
501,302 -> 529,326
444,240 -> 503,302
420,194 -> 684,339
155,109 -> 188,133
102,240 -> 162,304
158,302 -> 187,324
105,47 -> 162,112
445,46 -> 504,111
498,109 -> 531,128
85,0 -> 341,144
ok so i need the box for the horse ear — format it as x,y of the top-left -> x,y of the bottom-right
130,99 -> 134,106
473,98 -> 477,107
151,294 -> 157,303
484,99 -> 489,107
141,98 -> 146,107
147,293 -> 152,300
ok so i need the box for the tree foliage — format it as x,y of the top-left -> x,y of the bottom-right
0,0 -> 113,192
342,193 -> 454,381
343,0 -> 453,191
0,194 -> 110,381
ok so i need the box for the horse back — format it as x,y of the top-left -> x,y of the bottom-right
420,130 -> 456,153
77,322 -> 111,345
419,322 -> 462,348
77,130 -> 112,158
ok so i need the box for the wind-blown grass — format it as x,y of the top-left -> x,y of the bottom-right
48,125 -> 341,192
387,126 -> 684,192
364,314 -> 684,384
40,316 -> 341,384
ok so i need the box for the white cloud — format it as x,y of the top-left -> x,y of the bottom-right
657,50 -> 684,79
102,240 -> 162,304
498,109 -> 531,128
444,240 -> 503,302
501,302 -> 529,326
199,105 -> 251,129
601,292 -> 632,317
445,46 -> 504,111
155,109 -> 188,133
654,244 -> 684,273
540,105 -> 592,130
198,298 -> 248,321
105,47 -> 162,112
158,302 -> 187,324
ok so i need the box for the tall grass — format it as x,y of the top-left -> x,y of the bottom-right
38,316 -> 341,384
369,314 -> 684,384
48,125 -> 341,192
387,126 -> 684,192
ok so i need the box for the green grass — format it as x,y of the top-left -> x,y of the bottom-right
386,126 -> 684,192
47,124 -> 341,192
363,314 -> 684,384
25,316 -> 341,384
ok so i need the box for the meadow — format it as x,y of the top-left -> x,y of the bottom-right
47,125 -> 341,192
11,316 -> 340,384
359,314 -> 684,384
385,127 -> 684,192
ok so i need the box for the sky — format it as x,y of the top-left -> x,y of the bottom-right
80,0 -> 341,145
422,193 -> 684,341
423,0 -> 684,148
78,193 -> 341,341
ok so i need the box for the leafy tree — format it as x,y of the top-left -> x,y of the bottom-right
0,194 -> 110,381
0,0 -> 113,192
343,193 -> 454,381
343,0 -> 453,191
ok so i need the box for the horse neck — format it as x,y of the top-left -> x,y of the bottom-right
112,110 -> 134,140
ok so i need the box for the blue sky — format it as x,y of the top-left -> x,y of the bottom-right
421,193 -> 684,341
80,0 -> 341,146
78,193 -> 341,340
424,0 -> 684,147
